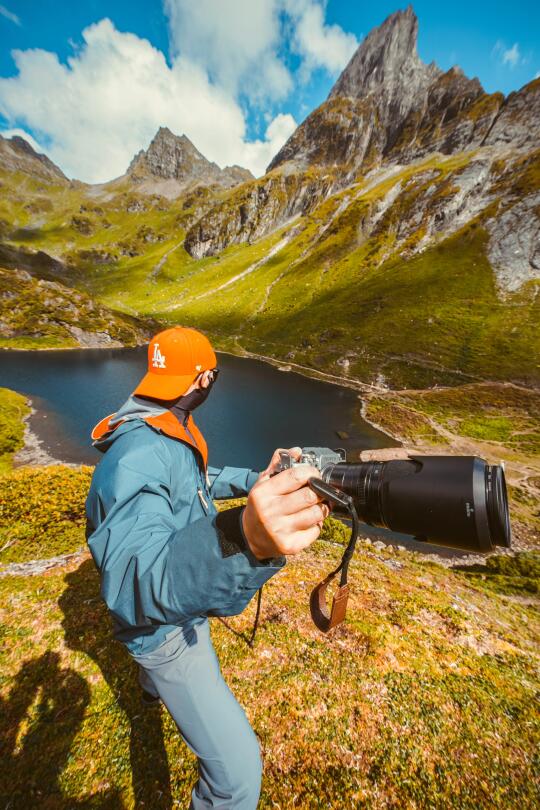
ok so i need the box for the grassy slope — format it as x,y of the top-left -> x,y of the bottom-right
1,152 -> 539,387
0,266 -> 154,349
0,387 -> 29,474
0,463 -> 539,808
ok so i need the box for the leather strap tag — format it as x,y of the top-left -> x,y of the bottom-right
310,574 -> 349,633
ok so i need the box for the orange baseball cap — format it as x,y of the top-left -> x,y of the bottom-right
133,326 -> 217,400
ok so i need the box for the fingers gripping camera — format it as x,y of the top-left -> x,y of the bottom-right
277,447 -> 511,553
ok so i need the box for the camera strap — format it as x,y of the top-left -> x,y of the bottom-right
308,478 -> 361,633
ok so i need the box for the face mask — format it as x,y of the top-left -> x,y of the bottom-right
172,368 -> 219,416
175,383 -> 212,412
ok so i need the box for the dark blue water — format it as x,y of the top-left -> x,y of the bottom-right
0,348 -> 393,468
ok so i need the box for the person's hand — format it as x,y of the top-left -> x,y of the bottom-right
242,464 -> 330,560
257,446 -> 302,482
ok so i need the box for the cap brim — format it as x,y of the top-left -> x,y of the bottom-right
133,371 -> 198,400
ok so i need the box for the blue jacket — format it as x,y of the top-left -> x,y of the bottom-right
85,397 -> 286,654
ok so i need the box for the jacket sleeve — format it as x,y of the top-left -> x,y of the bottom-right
207,465 -> 259,498
85,437 -> 284,630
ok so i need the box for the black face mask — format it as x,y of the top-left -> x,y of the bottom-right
174,382 -> 213,412
170,370 -> 219,424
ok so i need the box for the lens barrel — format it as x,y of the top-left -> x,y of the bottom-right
322,456 -> 511,553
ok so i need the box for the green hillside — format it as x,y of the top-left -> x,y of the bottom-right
0,390 -> 538,808
1,150 -> 539,387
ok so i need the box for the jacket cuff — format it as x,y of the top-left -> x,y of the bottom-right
216,506 -> 285,568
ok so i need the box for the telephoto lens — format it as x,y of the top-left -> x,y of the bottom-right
322,456 -> 511,552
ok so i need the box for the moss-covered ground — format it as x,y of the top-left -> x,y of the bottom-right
0,463 -> 539,808
0,387 -> 29,474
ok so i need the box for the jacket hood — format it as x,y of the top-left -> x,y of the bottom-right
93,395 -> 167,453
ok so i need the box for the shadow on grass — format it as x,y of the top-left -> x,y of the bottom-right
454,551 -> 540,595
58,559 -> 175,809
0,649 -> 119,808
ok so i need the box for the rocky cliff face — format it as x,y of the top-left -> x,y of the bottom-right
184,6 -> 538,262
269,6 -> 503,174
127,126 -> 253,196
0,134 -> 67,184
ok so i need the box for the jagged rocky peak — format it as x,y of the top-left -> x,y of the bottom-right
127,126 -> 253,191
330,6 -> 438,110
269,5 -> 491,173
0,132 -> 68,183
186,6 -> 537,262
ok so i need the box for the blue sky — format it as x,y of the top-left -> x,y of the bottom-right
0,1 -> 538,182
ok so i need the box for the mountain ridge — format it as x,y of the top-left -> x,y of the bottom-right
0,133 -> 68,184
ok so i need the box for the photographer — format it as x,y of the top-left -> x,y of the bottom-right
85,326 -> 329,810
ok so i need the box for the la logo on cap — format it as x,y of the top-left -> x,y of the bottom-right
152,342 -> 166,369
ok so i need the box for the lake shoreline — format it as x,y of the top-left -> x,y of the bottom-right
13,398 -> 69,468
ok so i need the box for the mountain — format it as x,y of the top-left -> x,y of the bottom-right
0,6 -> 538,388
0,133 -> 68,184
126,126 -> 253,198
184,6 -> 539,259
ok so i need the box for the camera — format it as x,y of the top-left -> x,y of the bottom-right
277,447 -> 511,553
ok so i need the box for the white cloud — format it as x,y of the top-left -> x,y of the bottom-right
164,0 -> 292,102
535,71 -> 540,79
0,127 -> 45,153
0,19 -> 296,182
0,4 -> 20,26
165,0 -> 357,95
0,3 -> 357,182
492,40 -> 522,69
502,42 -> 520,68
284,0 -> 358,76
243,113 -> 296,171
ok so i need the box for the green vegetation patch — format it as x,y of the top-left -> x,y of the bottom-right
366,383 -> 540,458
0,388 -> 29,474
0,265 -> 151,349
366,396 -> 445,446
0,466 -> 93,564
0,456 -> 539,807
457,551 -> 540,596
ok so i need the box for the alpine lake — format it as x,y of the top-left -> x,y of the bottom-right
0,347 -> 394,468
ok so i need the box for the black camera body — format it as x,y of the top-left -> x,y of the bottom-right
278,447 -> 511,553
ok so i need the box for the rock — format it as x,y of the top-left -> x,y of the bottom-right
70,215 -> 94,235
487,193 -> 540,293
184,170 -> 333,258
128,127 -> 253,194
383,559 -> 404,571
485,78 -> 540,151
0,132 -> 68,184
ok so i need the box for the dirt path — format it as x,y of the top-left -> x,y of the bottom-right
149,240 -> 184,284
188,234 -> 292,303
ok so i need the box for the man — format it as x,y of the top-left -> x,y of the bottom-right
85,326 -> 329,809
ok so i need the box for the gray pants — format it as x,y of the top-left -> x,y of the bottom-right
129,618 -> 262,809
